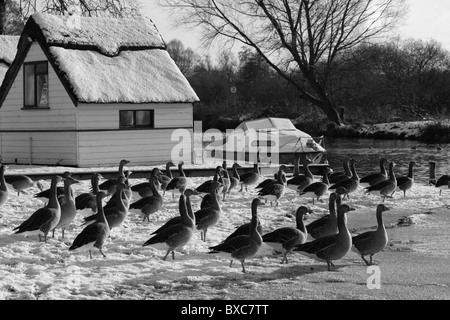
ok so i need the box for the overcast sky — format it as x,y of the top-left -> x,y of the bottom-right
143,0 -> 450,55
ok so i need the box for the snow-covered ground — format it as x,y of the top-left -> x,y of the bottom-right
0,163 -> 449,300
355,119 -> 450,139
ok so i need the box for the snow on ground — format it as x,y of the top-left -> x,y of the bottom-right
0,164 -> 449,300
356,119 -> 450,139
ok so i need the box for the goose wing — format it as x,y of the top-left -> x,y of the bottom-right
262,227 -> 299,244
294,234 -> 338,254
13,207 -> 54,233
209,235 -> 251,254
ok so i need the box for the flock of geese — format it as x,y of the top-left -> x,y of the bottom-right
0,156 -> 449,274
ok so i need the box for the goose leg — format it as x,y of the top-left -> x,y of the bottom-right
229,260 -> 233,268
361,254 -> 370,266
163,250 -> 170,261
369,254 -> 374,265
172,251 -> 175,260
99,248 -> 107,258
326,261 -> 332,271
89,250 -> 93,259
281,253 -> 288,264
241,261 -> 246,273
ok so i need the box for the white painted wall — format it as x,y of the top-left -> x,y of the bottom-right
0,42 -> 78,165
76,103 -> 193,167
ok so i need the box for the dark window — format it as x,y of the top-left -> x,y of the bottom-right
120,110 -> 154,129
23,61 -> 48,108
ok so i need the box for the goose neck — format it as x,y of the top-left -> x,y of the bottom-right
0,166 -> 6,191
408,163 -> 415,179
48,178 -> 61,209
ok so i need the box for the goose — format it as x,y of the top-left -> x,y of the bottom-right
13,175 -> 64,242
34,171 -> 71,203
129,177 -> 164,222
130,168 -> 161,198
208,198 -> 264,273
328,159 -> 359,200
75,173 -> 104,217
195,166 -> 223,197
222,218 -> 263,243
299,167 -> 332,204
434,175 -> 450,196
220,162 -> 231,201
149,189 -> 196,235
257,169 -> 286,206
165,161 -> 188,198
227,163 -> 241,195
352,204 -> 390,266
286,159 -> 314,193
0,165 -> 10,207
69,191 -> 110,259
262,205 -> 310,264
52,175 -> 80,240
98,159 -> 130,195
158,161 -> 175,195
195,181 -> 222,242
306,192 -> 341,240
239,162 -> 260,192
4,174 -> 44,196
200,193 -> 212,209
396,161 -> 417,197
103,175 -> 132,211
149,181 -> 221,242
293,204 -> 355,271
142,193 -> 195,260
83,182 -> 129,230
428,161 -> 450,196
364,162 -> 397,202
255,165 -> 287,190
328,159 -> 352,184
359,158 -> 389,188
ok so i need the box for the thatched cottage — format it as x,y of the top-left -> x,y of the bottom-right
0,13 -> 199,167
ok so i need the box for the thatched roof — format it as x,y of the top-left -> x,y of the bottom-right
0,13 -> 199,106
0,35 -> 20,85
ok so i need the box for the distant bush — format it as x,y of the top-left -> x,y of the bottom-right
419,122 -> 450,143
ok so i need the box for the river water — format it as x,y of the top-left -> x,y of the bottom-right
323,138 -> 450,185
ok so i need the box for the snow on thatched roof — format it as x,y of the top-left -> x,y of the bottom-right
0,14 -> 199,105
0,36 -> 20,84
0,35 -> 20,64
50,47 -> 199,103
32,13 -> 165,56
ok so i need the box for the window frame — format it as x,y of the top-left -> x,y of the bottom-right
119,110 -> 155,129
23,61 -> 49,109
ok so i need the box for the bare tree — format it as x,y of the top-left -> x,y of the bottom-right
0,0 -> 5,34
17,0 -> 142,18
166,39 -> 199,76
158,0 -> 407,125
1,0 -> 25,35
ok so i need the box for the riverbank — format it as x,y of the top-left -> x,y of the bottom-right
326,119 -> 450,143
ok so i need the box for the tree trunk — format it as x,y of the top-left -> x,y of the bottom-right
315,98 -> 345,126
0,0 -> 6,35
